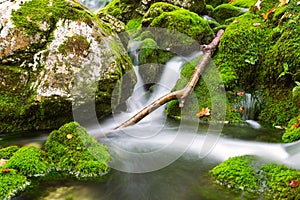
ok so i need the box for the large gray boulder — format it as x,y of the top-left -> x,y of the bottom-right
0,0 -> 133,132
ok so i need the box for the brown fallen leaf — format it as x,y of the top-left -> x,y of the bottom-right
263,7 -> 276,20
228,0 -> 237,4
197,107 -> 210,118
2,18 -> 8,23
289,180 -> 299,188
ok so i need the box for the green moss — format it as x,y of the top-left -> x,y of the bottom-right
58,35 -> 90,56
125,17 -> 142,31
144,3 -> 214,44
282,115 -> 300,143
212,4 -> 245,24
231,0 -> 257,8
11,0 -> 101,36
44,122 -> 111,177
0,146 -> 20,159
0,170 -> 29,200
210,155 -> 260,191
258,90 -> 298,127
206,0 -> 231,8
4,146 -> 48,176
211,155 -> 300,199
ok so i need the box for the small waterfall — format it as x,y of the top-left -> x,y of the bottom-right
78,0 -> 111,11
241,93 -> 261,121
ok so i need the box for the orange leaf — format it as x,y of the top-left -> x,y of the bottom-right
291,123 -> 299,130
197,107 -> 210,118
289,180 -> 299,188
228,0 -> 237,4
237,91 -> 244,96
279,0 -> 289,7
263,7 -> 276,20
2,18 -> 8,23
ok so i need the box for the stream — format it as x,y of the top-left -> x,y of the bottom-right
2,53 -> 299,199
2,1 -> 300,199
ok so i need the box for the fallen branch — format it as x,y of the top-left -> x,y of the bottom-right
104,29 -> 224,135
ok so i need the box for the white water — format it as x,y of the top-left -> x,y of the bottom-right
90,54 -> 300,173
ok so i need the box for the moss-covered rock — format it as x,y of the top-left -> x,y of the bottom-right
206,0 -> 231,8
282,115 -> 300,143
4,146 -> 49,176
0,169 -> 30,200
98,0 -> 206,24
212,0 -> 299,124
44,121 -> 111,178
0,0 -> 133,132
142,3 -> 214,44
0,146 -> 20,159
211,155 -> 300,199
212,4 -> 246,24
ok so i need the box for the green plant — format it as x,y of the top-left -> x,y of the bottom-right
4,146 -> 48,176
0,146 -> 20,159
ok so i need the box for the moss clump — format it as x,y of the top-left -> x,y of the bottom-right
211,155 -> 300,199
212,4 -> 245,24
231,0 -> 257,8
44,122 -> 111,177
143,3 -> 214,44
58,35 -> 90,56
0,170 -> 29,200
4,146 -> 48,176
210,155 -> 260,191
282,115 -> 300,143
0,146 -> 20,159
206,0 -> 231,8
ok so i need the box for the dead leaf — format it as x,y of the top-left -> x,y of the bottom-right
67,134 -> 73,139
279,0 -> 289,7
263,7 -> 276,20
253,22 -> 262,27
236,91 -> 245,96
2,18 -> 8,23
289,180 -> 299,188
254,0 -> 262,11
233,19 -> 239,23
197,107 -> 210,118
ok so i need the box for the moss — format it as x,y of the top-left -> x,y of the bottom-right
44,122 -> 111,177
206,0 -> 231,8
212,4 -> 245,24
125,17 -> 142,32
144,3 -> 214,44
0,169 -> 29,200
282,115 -> 300,143
231,0 -> 257,8
210,155 -> 260,191
211,155 -> 300,199
258,90 -> 298,127
11,0 -> 103,36
0,146 -> 20,159
58,35 -> 90,56
4,146 -> 48,176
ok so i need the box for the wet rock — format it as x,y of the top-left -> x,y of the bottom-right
0,0 -> 134,132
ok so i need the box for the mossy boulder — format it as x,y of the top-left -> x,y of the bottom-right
142,3 -> 214,44
4,146 -> 49,176
206,0 -> 231,8
211,155 -> 300,199
98,0 -> 206,24
0,0 -> 134,132
44,122 -> 111,177
212,0 -> 299,124
282,115 -> 300,143
0,169 -> 29,200
212,4 -> 246,24
0,146 -> 20,159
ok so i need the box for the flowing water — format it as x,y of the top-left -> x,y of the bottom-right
2,53 -> 300,199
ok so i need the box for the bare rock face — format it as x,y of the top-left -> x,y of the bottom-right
0,0 -> 134,132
